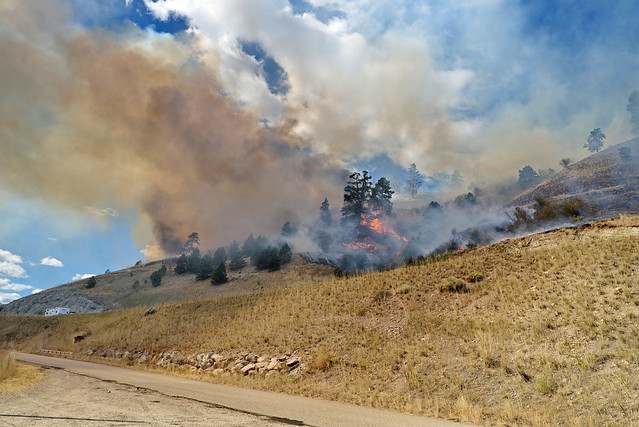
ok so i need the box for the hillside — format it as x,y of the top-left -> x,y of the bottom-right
509,137 -> 639,214
0,254 -> 334,315
2,215 -> 639,425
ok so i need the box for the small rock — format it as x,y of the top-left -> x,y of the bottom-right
241,363 -> 256,374
286,357 -> 299,368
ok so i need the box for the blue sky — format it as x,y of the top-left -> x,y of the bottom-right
1,0 -> 639,303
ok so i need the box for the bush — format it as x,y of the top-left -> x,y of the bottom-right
150,264 -> 166,287
560,198 -> 585,218
465,272 -> 485,283
85,276 -> 97,289
143,307 -> 157,316
440,277 -> 469,293
619,146 -> 632,161
533,197 -> 558,222
397,283 -> 412,294
211,263 -> 228,285
374,289 -> 391,301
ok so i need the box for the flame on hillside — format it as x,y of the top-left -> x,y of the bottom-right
342,211 -> 407,254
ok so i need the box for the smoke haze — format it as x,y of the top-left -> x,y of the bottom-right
2,0 -> 639,257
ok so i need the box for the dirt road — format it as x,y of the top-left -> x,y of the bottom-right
1,367 -> 282,426
12,353 -> 474,427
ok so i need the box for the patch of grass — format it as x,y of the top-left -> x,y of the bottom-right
440,277 -> 469,293
0,350 -> 16,381
397,283 -> 412,294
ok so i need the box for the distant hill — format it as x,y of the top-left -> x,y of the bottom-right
508,137 -> 639,215
0,254 -> 334,315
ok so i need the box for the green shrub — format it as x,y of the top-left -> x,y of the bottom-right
560,198 -> 584,218
397,283 -> 412,294
465,272 -> 485,283
440,277 -> 469,293
374,289 -> 391,301
85,276 -> 97,289
211,263 -> 228,285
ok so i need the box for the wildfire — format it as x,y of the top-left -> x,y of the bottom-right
342,212 -> 408,254
342,242 -> 379,253
363,217 -> 408,242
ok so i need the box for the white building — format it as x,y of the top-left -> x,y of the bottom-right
44,307 -> 70,316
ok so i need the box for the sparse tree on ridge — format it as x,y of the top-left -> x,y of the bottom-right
405,163 -> 424,198
584,128 -> 606,153
559,158 -> 572,168
518,165 -> 541,189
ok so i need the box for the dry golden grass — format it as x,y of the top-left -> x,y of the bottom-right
0,350 -> 47,395
2,216 -> 639,425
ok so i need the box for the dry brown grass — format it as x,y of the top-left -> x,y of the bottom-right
55,254 -> 335,311
2,216 -> 639,425
0,350 -> 47,395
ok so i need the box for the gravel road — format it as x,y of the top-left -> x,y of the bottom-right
0,367 -> 284,426
12,353 -> 475,427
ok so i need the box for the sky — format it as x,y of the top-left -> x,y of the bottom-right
1,0 -> 639,303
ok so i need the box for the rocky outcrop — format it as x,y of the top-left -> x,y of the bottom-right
81,348 -> 306,378
0,289 -> 105,315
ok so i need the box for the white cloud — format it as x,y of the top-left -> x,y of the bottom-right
40,256 -> 64,268
0,278 -> 33,292
0,249 -> 23,264
72,273 -> 95,281
0,261 -> 28,278
0,292 -> 21,304
47,237 -> 58,241
85,206 -> 119,217
31,288 -> 43,294
0,248 -> 28,278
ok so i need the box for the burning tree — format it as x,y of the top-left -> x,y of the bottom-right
340,171 -> 406,257
341,171 -> 373,225
371,177 -> 394,216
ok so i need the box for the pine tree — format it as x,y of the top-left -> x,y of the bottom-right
319,198 -> 332,228
211,263 -> 228,285
279,243 -> 292,264
242,234 -> 256,257
229,250 -> 246,270
405,163 -> 423,198
370,177 -> 394,216
584,128 -> 606,153
341,171 -> 372,224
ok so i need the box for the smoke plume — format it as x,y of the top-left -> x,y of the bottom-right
0,0 -> 346,255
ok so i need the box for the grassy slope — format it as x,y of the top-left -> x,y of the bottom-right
54,254 -> 334,310
509,137 -> 639,215
2,216 -> 639,425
